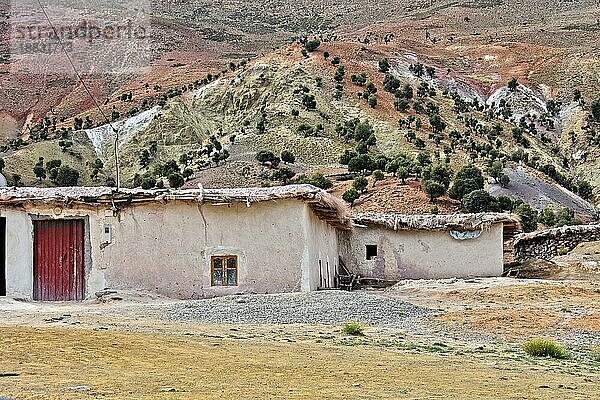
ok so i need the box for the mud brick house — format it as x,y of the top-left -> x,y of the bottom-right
0,185 -> 520,301
341,212 -> 519,281
0,185 -> 350,300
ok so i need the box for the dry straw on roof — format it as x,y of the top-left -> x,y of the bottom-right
353,212 -> 519,231
0,185 -> 352,230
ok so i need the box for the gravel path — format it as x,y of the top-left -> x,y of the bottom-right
165,291 -> 435,327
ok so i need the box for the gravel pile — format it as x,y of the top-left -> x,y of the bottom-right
165,291 -> 434,327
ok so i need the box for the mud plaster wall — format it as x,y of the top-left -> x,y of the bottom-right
340,224 -> 504,280
2,199 -> 336,299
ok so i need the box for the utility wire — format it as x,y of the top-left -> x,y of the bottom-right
35,0 -> 121,189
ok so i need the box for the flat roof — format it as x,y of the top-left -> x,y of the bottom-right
0,185 -> 352,230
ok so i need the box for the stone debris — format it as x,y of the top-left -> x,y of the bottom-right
68,386 -> 90,391
166,291 -> 434,327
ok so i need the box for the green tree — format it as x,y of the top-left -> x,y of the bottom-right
397,167 -> 409,184
295,173 -> 333,189
372,169 -> 385,185
577,181 -> 593,200
515,203 -> 538,233
368,95 -> 377,108
271,167 -> 296,184
591,100 -> 600,122
429,114 -> 446,133
497,195 -> 513,211
488,161 -> 504,183
352,176 -> 369,193
422,180 -> 446,202
304,40 -> 321,52
54,166 -> 80,186
462,190 -> 499,212
508,77 -> 519,91
448,164 -> 484,200
302,94 -> 317,110
342,188 -> 360,205
539,207 -> 556,227
168,173 -> 185,189
348,155 -> 374,175
281,150 -> 296,164
33,157 -> 46,180
426,164 -> 453,189
256,150 -> 278,166
141,175 -> 157,190
0,158 -> 4,172
555,207 -> 580,227
378,58 -> 391,73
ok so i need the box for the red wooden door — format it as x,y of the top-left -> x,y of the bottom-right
33,220 -> 85,301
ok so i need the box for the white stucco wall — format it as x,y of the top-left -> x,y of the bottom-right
3,210 -> 34,297
341,224 -> 504,280
1,198 -> 339,299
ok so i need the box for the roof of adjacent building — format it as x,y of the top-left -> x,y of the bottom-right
0,185 -> 352,230
352,212 -> 520,232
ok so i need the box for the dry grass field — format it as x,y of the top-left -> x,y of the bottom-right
0,326 -> 598,400
0,278 -> 599,399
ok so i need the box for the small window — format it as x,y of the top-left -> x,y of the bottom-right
211,256 -> 238,286
366,245 -> 378,260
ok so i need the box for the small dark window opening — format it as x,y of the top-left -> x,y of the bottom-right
211,256 -> 238,286
366,245 -> 378,260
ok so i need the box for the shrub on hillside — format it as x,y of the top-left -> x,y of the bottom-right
462,190 -> 499,213
515,203 -> 538,233
295,173 -> 333,190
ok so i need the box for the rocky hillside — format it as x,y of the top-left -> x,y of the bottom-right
1,0 -> 599,216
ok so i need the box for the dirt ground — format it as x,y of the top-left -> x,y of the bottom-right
1,278 -> 599,399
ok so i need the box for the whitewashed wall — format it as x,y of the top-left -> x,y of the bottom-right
340,224 -> 504,280
1,199 -> 339,299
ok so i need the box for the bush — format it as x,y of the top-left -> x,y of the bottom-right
462,190 -> 500,213
342,322 -> 365,336
304,40 -> 321,52
422,180 -> 446,202
342,188 -> 360,205
352,176 -> 368,193
168,173 -> 185,189
271,167 -> 296,184
295,173 -> 333,190
515,203 -> 538,233
281,150 -> 295,164
378,58 -> 390,73
256,150 -> 278,166
141,176 -> 156,190
53,166 -> 80,186
523,339 -> 568,359
372,169 -> 384,183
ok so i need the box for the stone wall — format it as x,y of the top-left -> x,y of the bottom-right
513,225 -> 600,262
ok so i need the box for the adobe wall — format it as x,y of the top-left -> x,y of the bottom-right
340,224 -> 504,280
513,224 -> 600,262
1,198 -> 335,299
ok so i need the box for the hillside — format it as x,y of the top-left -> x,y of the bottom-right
1,0 -> 599,215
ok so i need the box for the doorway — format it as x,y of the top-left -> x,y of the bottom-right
33,219 -> 85,301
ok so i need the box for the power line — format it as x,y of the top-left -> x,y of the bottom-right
35,0 -> 121,189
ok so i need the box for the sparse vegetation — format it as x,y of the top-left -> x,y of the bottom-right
523,339 -> 568,359
341,322 -> 365,336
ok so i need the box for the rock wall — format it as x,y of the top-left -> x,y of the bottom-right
513,225 -> 600,262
